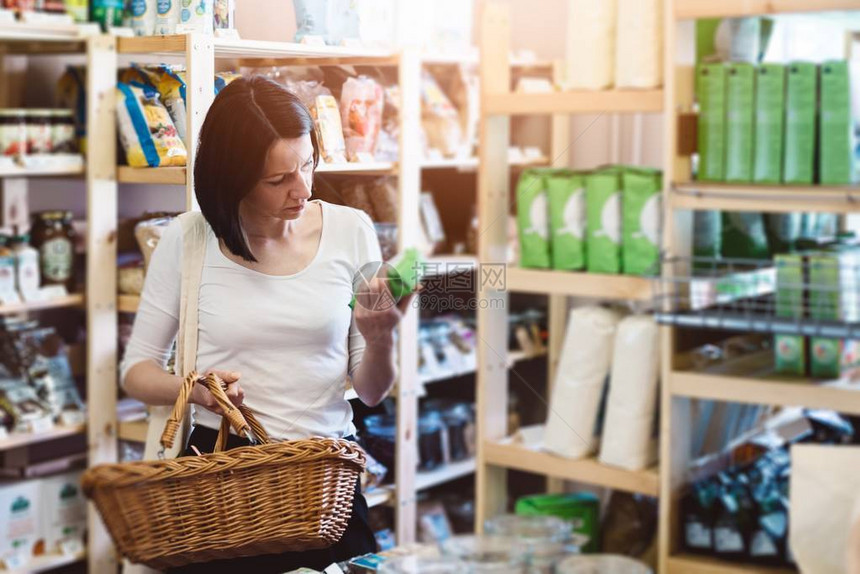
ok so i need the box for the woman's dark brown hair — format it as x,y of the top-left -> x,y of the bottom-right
194,75 -> 319,262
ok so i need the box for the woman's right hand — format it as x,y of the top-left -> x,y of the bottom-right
189,369 -> 245,415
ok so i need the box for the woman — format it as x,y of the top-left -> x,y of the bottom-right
121,76 -> 411,572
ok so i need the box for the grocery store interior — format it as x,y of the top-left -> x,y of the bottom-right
2,0 -> 860,573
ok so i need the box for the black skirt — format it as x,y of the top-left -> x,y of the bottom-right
166,425 -> 377,574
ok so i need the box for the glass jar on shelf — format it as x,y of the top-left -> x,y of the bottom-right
30,210 -> 76,292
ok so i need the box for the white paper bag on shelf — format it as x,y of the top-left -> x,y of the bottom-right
598,315 -> 660,470
615,0 -> 663,88
565,0 -> 617,90
544,306 -> 621,459
790,444 -> 860,574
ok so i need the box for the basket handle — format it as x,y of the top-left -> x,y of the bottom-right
160,372 -> 251,450
213,403 -> 271,452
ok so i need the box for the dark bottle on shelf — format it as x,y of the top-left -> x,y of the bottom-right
681,477 -> 719,555
712,472 -> 754,562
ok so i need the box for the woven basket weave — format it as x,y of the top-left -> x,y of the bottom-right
82,373 -> 366,569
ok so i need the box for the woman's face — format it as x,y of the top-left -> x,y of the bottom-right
242,135 -> 315,221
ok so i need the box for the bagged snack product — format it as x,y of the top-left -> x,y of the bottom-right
15,326 -> 84,422
623,168 -> 662,275
420,70 -> 462,159
546,169 -> 586,271
0,377 -> 51,433
117,82 -> 187,168
586,168 -> 623,274
340,76 -> 384,161
783,62 -> 817,184
311,93 -> 347,164
214,71 -> 241,94
134,215 -> 174,270
129,0 -> 156,36
340,180 -> 377,220
137,64 -> 188,142
516,169 -> 551,268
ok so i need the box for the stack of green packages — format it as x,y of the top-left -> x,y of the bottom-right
622,168 -> 663,275
546,170 -> 587,271
784,62 -> 817,184
516,493 -> 600,553
725,63 -> 755,183
696,63 -> 726,181
819,60 -> 854,185
753,64 -> 786,184
586,167 -> 623,274
774,252 -> 807,376
808,245 -> 860,379
516,169 -> 552,269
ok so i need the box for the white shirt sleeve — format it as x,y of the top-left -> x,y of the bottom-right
347,210 -> 383,377
119,219 -> 183,388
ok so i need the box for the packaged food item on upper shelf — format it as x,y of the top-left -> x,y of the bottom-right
545,169 -> 586,271
57,67 -> 87,154
62,0 -> 88,22
129,0 -> 156,36
783,62 -> 817,185
176,0 -> 212,35
213,0 -> 233,31
154,0 -> 178,35
214,71 -> 241,94
134,215 -> 175,270
622,168 -> 662,276
515,169 -> 550,269
0,110 -> 26,158
90,0 -> 124,30
1,0 -> 36,14
30,211 -> 75,293
311,93 -> 347,165
724,63 -> 755,183
136,64 -> 188,142
585,167 -> 623,274
117,82 -> 187,168
753,64 -> 786,184
340,76 -> 384,162
0,376 -> 52,434
696,63 -> 726,182
819,60 -> 854,185
0,237 -> 18,304
420,70 -> 462,159
9,235 -> 39,301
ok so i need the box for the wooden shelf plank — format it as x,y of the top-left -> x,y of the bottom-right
420,156 -> 550,170
671,182 -> 860,214
117,294 -> 140,314
667,554 -> 795,574
416,458 -> 476,491
118,166 -> 186,185
485,90 -> 663,116
420,348 -> 545,386
117,34 -> 187,54
0,424 -> 85,452
483,440 -> 660,497
675,0 -> 860,20
0,155 -> 84,177
316,161 -> 396,175
670,371 -> 860,415
8,551 -> 88,573
0,294 -> 84,316
505,268 -> 654,300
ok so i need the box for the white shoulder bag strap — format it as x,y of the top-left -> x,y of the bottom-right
126,212 -> 208,574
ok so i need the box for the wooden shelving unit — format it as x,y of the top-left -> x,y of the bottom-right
0,424 -> 86,451
0,294 -> 85,316
659,2 -> 860,572
485,90 -> 664,116
117,166 -> 186,185
504,268 -> 654,299
415,457 -> 477,491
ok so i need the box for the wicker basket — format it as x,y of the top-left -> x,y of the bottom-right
82,372 -> 366,570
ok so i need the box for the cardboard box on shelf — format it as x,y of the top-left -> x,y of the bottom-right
783,62 -> 817,185
774,253 -> 806,376
753,64 -> 786,184
724,63 -> 755,183
696,63 -> 726,182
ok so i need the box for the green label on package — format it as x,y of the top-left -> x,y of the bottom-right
546,169 -> 586,271
622,168 -> 662,275
784,62 -> 817,184
753,64 -> 786,184
725,63 -> 755,182
586,169 -> 622,274
516,170 -> 551,268
697,63 -> 726,181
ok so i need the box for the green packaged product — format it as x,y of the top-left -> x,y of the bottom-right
348,248 -> 424,309
516,492 -> 600,554
697,63 -> 727,181
90,0 -> 125,30
722,212 -> 769,259
765,214 -> 801,254
753,64 -> 786,184
783,62 -> 817,184
725,63 -> 755,182
774,253 -> 806,376
622,168 -> 662,275
819,60 -> 854,184
546,169 -> 587,271
516,170 -> 551,269
808,247 -> 860,379
586,169 -> 622,274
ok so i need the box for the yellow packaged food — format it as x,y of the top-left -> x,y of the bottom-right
137,64 -> 188,142
117,82 -> 187,168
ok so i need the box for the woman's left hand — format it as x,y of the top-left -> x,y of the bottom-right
354,277 -> 419,348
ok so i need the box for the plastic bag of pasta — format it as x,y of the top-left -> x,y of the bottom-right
117,82 -> 187,168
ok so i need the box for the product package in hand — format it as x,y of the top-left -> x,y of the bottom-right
350,247 -> 425,309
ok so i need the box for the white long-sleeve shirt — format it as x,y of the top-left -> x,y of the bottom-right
120,200 -> 381,439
